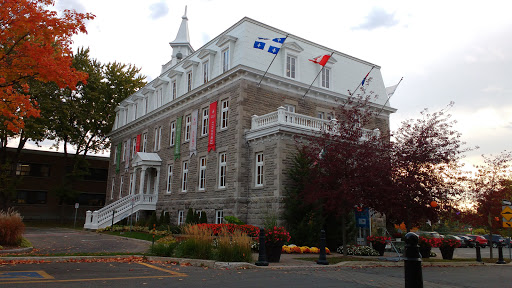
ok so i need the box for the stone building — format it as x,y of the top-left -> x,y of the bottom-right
84,11 -> 395,230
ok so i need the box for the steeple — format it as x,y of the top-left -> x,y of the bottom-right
167,6 -> 194,68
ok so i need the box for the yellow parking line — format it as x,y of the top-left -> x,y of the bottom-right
137,262 -> 188,277
0,275 -> 175,285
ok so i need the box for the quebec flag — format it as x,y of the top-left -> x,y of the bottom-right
253,37 -> 286,54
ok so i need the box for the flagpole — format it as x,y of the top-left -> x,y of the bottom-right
349,66 -> 375,97
258,34 -> 289,87
302,51 -> 335,99
376,77 -> 403,116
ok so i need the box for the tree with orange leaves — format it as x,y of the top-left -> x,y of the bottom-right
0,0 -> 94,133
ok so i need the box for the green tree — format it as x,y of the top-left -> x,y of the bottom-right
185,208 -> 195,224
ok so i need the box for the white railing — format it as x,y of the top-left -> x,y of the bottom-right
84,193 -> 157,230
250,107 -> 380,139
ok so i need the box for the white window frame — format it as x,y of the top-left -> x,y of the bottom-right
201,108 -> 209,136
122,141 -> 126,161
203,61 -> 209,84
144,97 -> 148,114
129,173 -> 134,195
255,152 -> 264,187
166,165 -> 173,193
286,54 -> 297,79
132,137 -> 137,158
220,99 -> 229,130
178,210 -> 184,225
171,80 -> 177,100
170,121 -> 176,146
142,133 -> 147,153
198,157 -> 206,191
218,152 -> 227,189
181,161 -> 189,192
222,49 -> 230,73
119,176 -> 124,198
215,210 -> 224,224
156,87 -> 163,108
321,67 -> 330,89
110,178 -> 115,200
134,102 -> 138,119
186,71 -> 192,92
154,126 -> 161,151
184,114 -> 191,142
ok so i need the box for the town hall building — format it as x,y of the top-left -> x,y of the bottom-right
84,10 -> 396,230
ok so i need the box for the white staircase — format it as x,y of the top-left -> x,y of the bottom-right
84,193 -> 157,230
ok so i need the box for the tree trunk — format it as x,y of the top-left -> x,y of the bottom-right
341,214 -> 348,256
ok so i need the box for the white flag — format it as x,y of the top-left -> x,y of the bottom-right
386,84 -> 399,98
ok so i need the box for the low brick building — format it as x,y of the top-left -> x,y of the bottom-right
5,148 -> 108,223
84,11 -> 395,229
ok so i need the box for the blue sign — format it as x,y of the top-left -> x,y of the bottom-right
355,208 -> 370,228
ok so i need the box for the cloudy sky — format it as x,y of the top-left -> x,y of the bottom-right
26,0 -> 511,168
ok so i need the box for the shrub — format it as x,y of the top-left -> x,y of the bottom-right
150,242 -> 179,257
215,227 -> 253,262
185,208 -> 196,224
224,216 -> 245,225
147,211 -> 158,229
174,224 -> 213,259
18,237 -> 32,248
199,212 -> 207,224
0,209 -> 25,246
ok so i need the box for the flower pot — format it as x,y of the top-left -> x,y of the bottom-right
419,246 -> 431,258
440,247 -> 454,260
265,241 -> 283,262
372,242 -> 386,256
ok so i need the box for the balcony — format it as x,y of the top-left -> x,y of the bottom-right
246,106 -> 379,141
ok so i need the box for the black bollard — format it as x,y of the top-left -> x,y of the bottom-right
317,230 -> 329,265
404,232 -> 423,288
255,228 -> 269,266
475,245 -> 482,262
496,244 -> 506,264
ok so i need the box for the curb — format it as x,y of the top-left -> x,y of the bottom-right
0,247 -> 33,254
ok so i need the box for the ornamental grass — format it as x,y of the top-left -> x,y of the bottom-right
0,209 -> 25,246
215,227 -> 253,262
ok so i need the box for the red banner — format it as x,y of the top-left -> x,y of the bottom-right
136,134 -> 141,152
208,101 -> 217,152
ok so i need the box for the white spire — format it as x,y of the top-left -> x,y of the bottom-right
170,6 -> 190,44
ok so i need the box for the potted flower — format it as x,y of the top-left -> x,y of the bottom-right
264,226 -> 291,262
418,236 -> 440,258
437,238 -> 460,260
367,235 -> 390,256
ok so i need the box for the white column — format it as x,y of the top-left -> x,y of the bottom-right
277,106 -> 286,123
154,167 -> 161,196
139,166 -> 147,195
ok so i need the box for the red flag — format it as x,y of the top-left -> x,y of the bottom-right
309,55 -> 331,66
208,101 -> 217,152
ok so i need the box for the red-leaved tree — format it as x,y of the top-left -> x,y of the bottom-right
0,0 -> 94,133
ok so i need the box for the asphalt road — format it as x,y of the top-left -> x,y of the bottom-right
1,261 -> 511,288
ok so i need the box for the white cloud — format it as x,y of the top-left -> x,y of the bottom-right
149,2 -> 169,20
353,7 -> 399,30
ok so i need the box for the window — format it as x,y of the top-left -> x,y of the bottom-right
170,121 -> 176,146
156,87 -> 163,107
129,173 -> 135,195
283,104 -> 295,123
198,157 -> 206,190
154,126 -> 161,151
110,178 -> 115,200
286,55 -> 296,79
134,103 -> 138,119
181,161 -> 188,192
15,163 -> 50,177
171,80 -> 177,100
132,137 -> 137,158
166,165 -> 173,193
220,99 -> 229,130
122,141 -> 126,161
218,152 -> 227,188
142,133 -> 147,152
215,210 -> 224,224
184,115 -> 191,142
321,67 -> 330,89
222,49 -> 229,72
178,210 -> 184,225
203,61 -> 209,83
113,148 -> 117,166
119,176 -> 124,198
201,108 -> 209,136
187,71 -> 192,92
15,190 -> 47,204
317,111 -> 325,119
255,153 -> 264,187
144,97 -> 148,114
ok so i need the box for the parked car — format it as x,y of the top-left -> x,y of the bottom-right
466,235 -> 487,248
444,235 -> 463,247
455,235 -> 473,248
418,231 -> 443,239
483,234 -> 505,248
